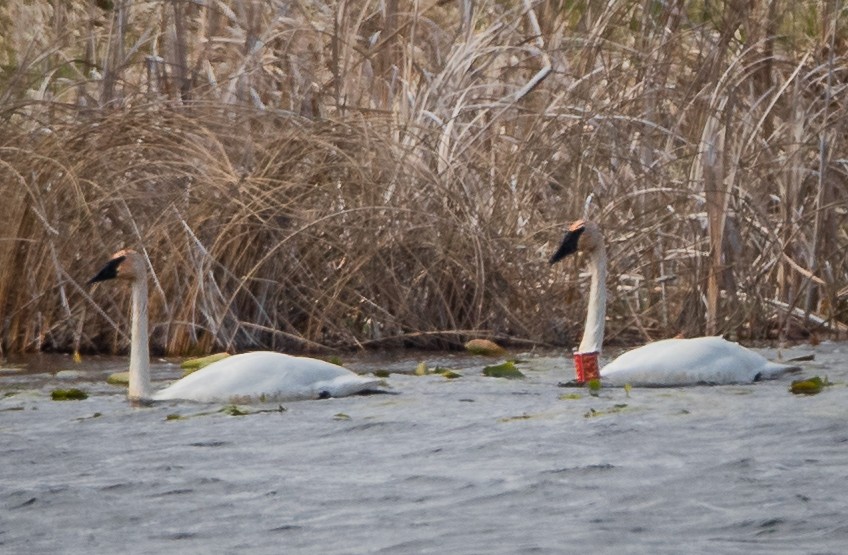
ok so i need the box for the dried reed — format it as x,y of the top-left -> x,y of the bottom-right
0,0 -> 846,356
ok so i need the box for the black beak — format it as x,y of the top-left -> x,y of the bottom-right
549,227 -> 585,265
88,256 -> 126,285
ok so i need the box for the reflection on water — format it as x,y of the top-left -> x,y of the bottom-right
2,342 -> 847,554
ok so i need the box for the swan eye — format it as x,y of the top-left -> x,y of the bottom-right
89,255 -> 127,284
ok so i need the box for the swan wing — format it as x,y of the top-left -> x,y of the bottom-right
600,336 -> 799,386
153,352 -> 379,402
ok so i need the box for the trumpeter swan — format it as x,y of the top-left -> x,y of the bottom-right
549,221 -> 800,386
89,249 -> 380,402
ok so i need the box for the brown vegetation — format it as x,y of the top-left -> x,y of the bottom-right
1,0 -> 846,356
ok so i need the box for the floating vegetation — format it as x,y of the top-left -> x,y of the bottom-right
180,353 -> 230,375
165,414 -> 184,421
106,372 -> 130,386
559,393 -> 583,400
75,412 -> 102,421
373,370 -> 391,378
221,405 -> 251,416
412,362 -> 461,379
587,379 -> 602,396
334,413 -> 351,421
482,361 -> 524,379
584,404 -> 629,418
789,376 -> 831,396
51,388 -> 88,401
217,405 -> 286,416
465,339 -> 507,356
499,413 -> 533,422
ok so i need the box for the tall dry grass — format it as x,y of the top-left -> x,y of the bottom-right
1,0 -> 846,356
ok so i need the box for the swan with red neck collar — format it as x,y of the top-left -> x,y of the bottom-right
550,221 -> 799,386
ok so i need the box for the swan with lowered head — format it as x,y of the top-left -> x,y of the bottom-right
89,249 -> 380,402
549,220 -> 800,386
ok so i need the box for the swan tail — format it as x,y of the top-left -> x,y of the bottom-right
755,361 -> 801,381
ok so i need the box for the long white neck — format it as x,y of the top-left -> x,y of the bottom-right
128,276 -> 152,400
578,248 -> 606,354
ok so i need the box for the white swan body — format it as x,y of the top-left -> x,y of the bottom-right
550,221 -> 799,386
600,336 -> 795,386
153,352 -> 378,402
90,250 -> 379,402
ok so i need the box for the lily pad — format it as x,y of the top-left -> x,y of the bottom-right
465,339 -> 507,356
51,388 -> 88,401
106,371 -> 130,385
789,376 -> 830,395
482,361 -> 524,379
181,352 -> 231,375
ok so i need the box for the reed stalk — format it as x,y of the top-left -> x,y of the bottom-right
0,0 -> 846,355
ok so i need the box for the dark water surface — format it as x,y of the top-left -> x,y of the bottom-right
2,342 -> 847,554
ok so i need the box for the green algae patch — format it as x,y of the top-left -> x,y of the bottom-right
334,413 -> 351,421
106,371 -> 130,386
165,413 -> 184,421
465,339 -> 507,356
790,376 -> 831,395
51,388 -> 88,401
482,361 -> 524,379
180,352 -> 231,375
559,392 -> 583,400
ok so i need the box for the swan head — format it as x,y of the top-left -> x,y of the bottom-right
89,249 -> 145,284
549,220 -> 604,264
